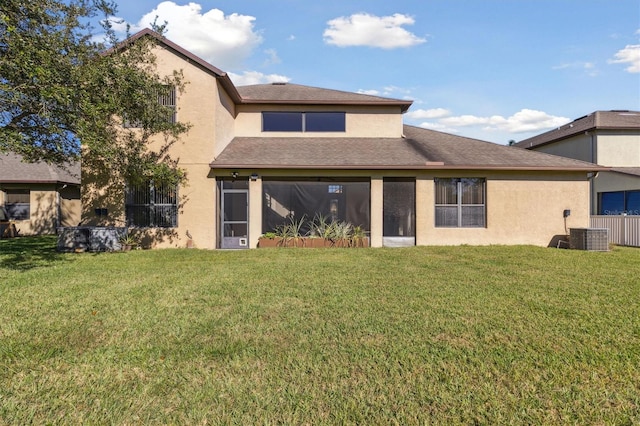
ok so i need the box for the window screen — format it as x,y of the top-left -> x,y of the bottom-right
383,178 -> 415,237
262,179 -> 370,233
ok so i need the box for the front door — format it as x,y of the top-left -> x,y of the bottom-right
221,179 -> 249,249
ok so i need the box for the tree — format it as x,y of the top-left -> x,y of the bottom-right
0,0 -> 188,183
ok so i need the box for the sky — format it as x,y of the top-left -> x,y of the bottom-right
105,0 -> 640,144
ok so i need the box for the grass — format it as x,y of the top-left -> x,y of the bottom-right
1,236 -> 639,424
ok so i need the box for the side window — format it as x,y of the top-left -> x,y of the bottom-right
125,180 -> 178,228
435,178 -> 485,227
4,189 -> 30,220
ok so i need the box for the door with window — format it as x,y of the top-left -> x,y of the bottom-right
220,179 -> 249,249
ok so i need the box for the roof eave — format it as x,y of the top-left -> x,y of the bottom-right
209,163 -> 607,172
239,99 -> 413,113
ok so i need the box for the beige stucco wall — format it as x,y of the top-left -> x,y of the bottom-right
220,169 -> 590,249
418,171 -> 589,247
234,105 -> 404,138
596,132 -> 640,166
1,184 -> 80,235
82,44 -> 236,249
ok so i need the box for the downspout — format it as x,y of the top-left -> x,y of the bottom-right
56,184 -> 61,230
587,131 -> 597,215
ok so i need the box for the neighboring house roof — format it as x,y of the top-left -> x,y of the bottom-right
514,110 -> 640,149
0,153 -> 80,185
237,83 -> 413,112
610,167 -> 640,178
211,125 -> 606,171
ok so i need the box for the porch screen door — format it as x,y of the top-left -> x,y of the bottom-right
221,179 -> 249,249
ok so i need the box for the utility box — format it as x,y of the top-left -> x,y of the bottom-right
569,228 -> 609,251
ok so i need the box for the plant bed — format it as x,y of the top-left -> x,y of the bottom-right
258,236 -> 369,248
259,215 -> 369,248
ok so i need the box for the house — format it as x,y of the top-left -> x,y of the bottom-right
514,111 -> 640,215
0,153 -> 81,236
82,29 -> 605,249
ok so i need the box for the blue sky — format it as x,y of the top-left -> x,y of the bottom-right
108,0 -> 640,144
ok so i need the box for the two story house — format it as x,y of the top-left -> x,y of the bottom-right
515,110 -> 640,215
82,29 -> 604,249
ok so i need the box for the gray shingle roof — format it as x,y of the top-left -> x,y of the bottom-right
237,83 -> 413,112
211,125 -> 605,171
610,167 -> 640,177
514,110 -> 640,149
0,153 -> 80,184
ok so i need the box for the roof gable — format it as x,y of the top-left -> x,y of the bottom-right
114,29 -> 242,103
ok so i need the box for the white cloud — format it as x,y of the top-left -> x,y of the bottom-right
323,13 -> 426,49
418,122 -> 458,133
262,48 -> 281,66
608,44 -> 640,73
406,108 -> 451,120
552,61 -> 598,77
438,109 -> 570,133
229,71 -> 290,86
117,1 -> 263,70
357,89 -> 381,96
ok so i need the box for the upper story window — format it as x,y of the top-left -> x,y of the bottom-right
124,85 -> 176,128
262,112 -> 345,132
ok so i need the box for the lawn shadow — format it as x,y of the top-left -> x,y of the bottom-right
0,236 -> 72,272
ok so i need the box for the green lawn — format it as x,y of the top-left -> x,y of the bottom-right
1,237 -> 639,424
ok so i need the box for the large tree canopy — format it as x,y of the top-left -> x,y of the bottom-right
0,0 -> 188,183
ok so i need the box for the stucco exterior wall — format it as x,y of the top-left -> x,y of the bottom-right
1,184 -> 80,235
596,132 -> 640,166
234,105 -> 404,138
417,171 -> 589,247
530,134 -> 594,163
218,169 -> 589,249
594,171 -> 640,193
82,44 -> 235,249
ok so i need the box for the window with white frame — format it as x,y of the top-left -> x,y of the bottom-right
435,178 -> 485,227
125,180 -> 178,228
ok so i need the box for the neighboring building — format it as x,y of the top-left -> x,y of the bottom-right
514,110 -> 640,215
82,29 -> 604,249
0,153 -> 81,235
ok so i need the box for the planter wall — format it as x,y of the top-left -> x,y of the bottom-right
258,237 -> 369,248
